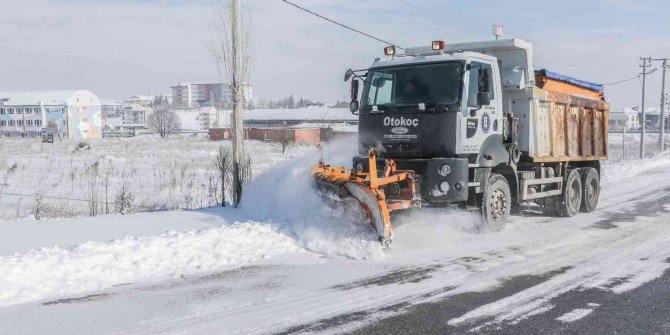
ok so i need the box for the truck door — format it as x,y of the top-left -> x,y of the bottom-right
459,59 -> 502,154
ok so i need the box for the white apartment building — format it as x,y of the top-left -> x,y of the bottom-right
0,90 -> 102,139
619,108 -> 641,130
123,95 -> 155,107
122,104 -> 151,126
171,82 -> 253,108
199,107 -> 230,129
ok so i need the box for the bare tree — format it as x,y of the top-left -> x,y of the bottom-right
148,96 -> 181,138
211,0 -> 252,206
113,170 -> 136,214
215,145 -> 233,207
278,130 -> 294,154
240,155 -> 252,190
33,190 -> 46,220
86,161 -> 101,216
115,182 -> 135,215
0,163 -> 18,204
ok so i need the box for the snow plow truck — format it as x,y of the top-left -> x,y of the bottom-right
314,39 -> 609,244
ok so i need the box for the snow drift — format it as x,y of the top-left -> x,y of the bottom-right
0,139 -> 386,308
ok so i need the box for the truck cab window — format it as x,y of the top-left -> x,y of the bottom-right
468,62 -> 494,107
362,62 -> 463,110
365,72 -> 394,106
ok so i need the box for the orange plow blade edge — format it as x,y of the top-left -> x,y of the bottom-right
313,149 -> 417,244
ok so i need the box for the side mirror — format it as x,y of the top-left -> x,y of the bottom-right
349,100 -> 359,114
350,79 -> 360,114
477,92 -> 491,106
344,69 -> 355,82
477,68 -> 492,105
478,68 -> 491,93
350,79 -> 359,102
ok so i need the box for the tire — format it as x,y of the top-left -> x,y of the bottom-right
478,173 -> 511,231
579,167 -> 600,213
556,169 -> 582,217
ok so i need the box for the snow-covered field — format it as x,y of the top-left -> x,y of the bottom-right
2,134 -> 670,334
0,135 -> 309,220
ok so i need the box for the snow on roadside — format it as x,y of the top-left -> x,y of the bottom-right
0,210 -> 228,255
0,138 -> 383,308
0,221 -> 301,308
555,308 -> 593,323
602,151 -> 670,183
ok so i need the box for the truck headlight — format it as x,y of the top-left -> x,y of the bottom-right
439,181 -> 450,193
438,164 -> 452,176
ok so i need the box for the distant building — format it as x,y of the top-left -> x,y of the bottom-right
171,82 -> 253,109
209,106 -> 357,143
173,107 -> 230,131
0,90 -> 102,139
122,104 -> 151,127
198,107 -> 230,129
101,99 -> 124,115
123,95 -> 155,107
243,106 -> 357,128
639,107 -> 669,130
609,108 -> 641,131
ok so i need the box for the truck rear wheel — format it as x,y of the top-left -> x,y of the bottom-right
478,173 -> 511,231
579,168 -> 600,213
556,169 -> 582,217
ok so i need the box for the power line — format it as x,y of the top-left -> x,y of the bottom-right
361,0 -> 478,40
0,192 -> 157,210
359,0 -> 474,42
380,0 -> 480,41
281,0 -> 404,49
1,192 -> 90,203
410,0 -> 637,66
282,0 -> 648,91
603,75 -> 641,86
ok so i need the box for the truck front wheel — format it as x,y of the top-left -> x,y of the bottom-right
478,173 -> 511,231
556,169 -> 582,217
579,167 -> 600,213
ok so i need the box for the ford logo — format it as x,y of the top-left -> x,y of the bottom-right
391,127 -> 409,135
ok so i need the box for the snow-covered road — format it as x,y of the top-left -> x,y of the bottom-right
2,150 -> 670,334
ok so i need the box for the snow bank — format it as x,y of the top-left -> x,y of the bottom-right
0,211 -> 226,255
555,308 -> 593,323
602,151 -> 670,182
0,222 -> 301,308
0,138 -> 384,308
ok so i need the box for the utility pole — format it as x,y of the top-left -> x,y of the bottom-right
622,124 -> 627,161
640,57 -> 650,159
661,60 -> 667,151
231,0 -> 245,206
652,58 -> 669,151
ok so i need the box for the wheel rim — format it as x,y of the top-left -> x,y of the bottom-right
587,178 -> 598,204
489,188 -> 507,222
568,178 -> 580,210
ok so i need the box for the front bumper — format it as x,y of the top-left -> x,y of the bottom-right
352,156 -> 469,203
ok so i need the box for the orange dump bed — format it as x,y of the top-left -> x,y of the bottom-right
530,70 -> 609,162
535,70 -> 604,100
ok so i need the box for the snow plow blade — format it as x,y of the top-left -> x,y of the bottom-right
313,149 -> 418,244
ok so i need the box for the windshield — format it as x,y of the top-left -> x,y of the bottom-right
361,62 -> 463,108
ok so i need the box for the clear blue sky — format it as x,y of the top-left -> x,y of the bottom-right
1,0 -> 669,111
